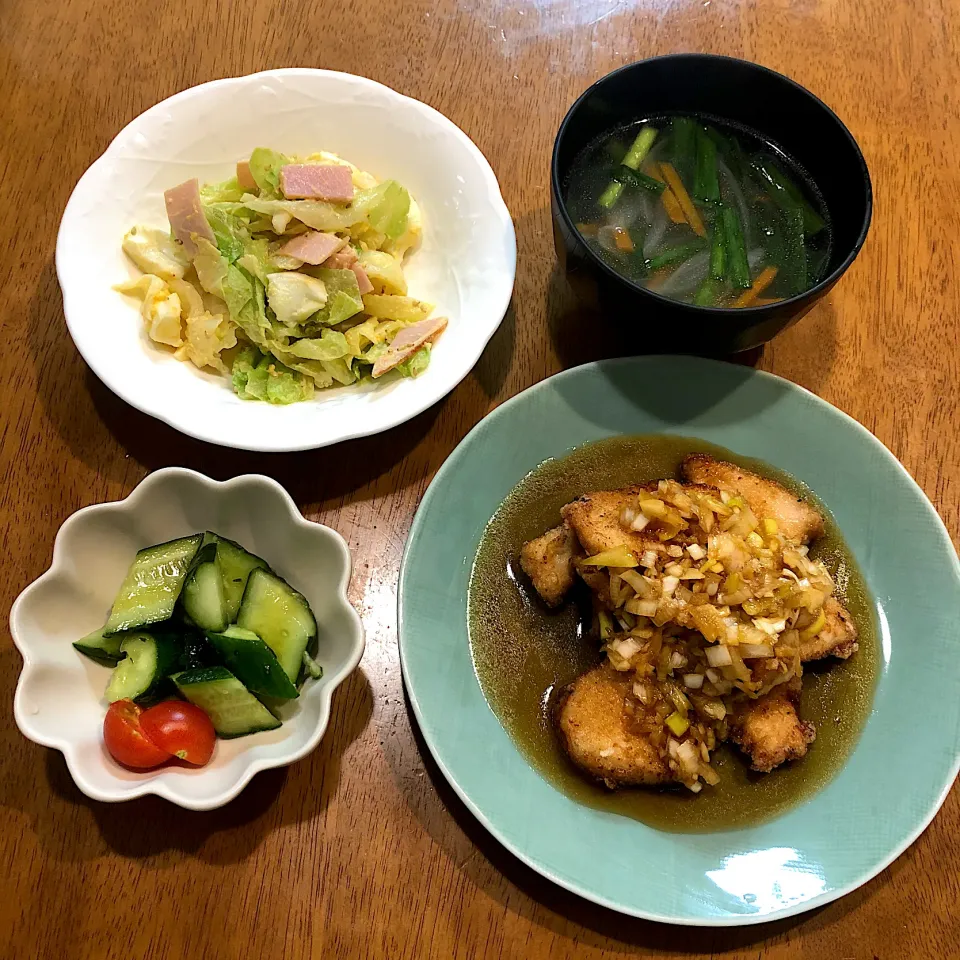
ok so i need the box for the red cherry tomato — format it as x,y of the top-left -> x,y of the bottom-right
103,699 -> 171,769
139,701 -> 216,766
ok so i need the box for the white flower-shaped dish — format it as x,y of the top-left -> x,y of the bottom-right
56,68 -> 516,451
10,468 -> 365,810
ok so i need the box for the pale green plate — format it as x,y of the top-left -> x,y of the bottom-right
398,356 -> 960,925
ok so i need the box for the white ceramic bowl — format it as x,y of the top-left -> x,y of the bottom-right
56,69 -> 516,451
10,468 -> 364,810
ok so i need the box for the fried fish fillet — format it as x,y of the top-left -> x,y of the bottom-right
560,486 -> 653,557
800,596 -> 859,661
554,664 -> 674,788
681,454 -> 824,545
518,524 -> 580,607
729,677 -> 816,773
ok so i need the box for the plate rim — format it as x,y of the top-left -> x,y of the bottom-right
398,355 -> 960,926
55,67 -> 517,452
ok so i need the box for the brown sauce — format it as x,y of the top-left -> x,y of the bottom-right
467,435 -> 878,832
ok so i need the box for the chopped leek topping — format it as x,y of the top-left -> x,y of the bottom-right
799,608 -> 827,642
582,546 -> 639,568
665,712 -> 690,736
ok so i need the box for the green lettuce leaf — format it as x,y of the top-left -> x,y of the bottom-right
395,345 -> 431,378
235,237 -> 273,284
248,148 -> 290,198
242,194 -> 368,233
365,181 -> 410,240
311,268 -> 363,326
319,357 -> 356,386
287,329 -> 349,361
232,346 -> 265,399
231,344 -> 314,404
193,238 -> 230,299
200,177 -> 246,204
204,206 -> 249,263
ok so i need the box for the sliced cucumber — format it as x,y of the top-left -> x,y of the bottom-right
74,626 -> 124,666
181,542 -> 228,633
237,569 -> 317,683
302,650 -> 323,680
173,666 -> 281,738
206,625 -> 299,700
104,534 -> 202,635
104,632 -> 179,703
178,631 -> 221,672
212,535 -> 270,623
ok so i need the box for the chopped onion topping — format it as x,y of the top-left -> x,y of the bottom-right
683,673 -> 704,690
705,644 -> 733,667
739,642 -> 775,658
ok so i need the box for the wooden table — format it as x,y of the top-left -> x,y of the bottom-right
2,0 -> 959,956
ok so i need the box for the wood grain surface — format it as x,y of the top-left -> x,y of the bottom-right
2,0 -> 959,956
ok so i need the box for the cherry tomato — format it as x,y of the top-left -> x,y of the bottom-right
103,699 -> 171,769
139,701 -> 216,766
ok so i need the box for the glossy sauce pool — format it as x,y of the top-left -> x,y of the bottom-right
467,435 -> 878,832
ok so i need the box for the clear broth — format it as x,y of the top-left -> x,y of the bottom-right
468,435 -> 877,832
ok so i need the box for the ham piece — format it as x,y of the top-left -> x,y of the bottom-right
351,263 -> 374,294
323,246 -> 358,269
372,316 -> 448,378
280,164 -> 354,202
163,179 -> 215,256
236,160 -> 258,191
278,231 -> 346,265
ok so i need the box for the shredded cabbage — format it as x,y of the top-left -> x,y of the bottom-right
248,147 -> 289,199
174,311 -> 237,372
395,345 -> 431,378
232,345 -> 314,404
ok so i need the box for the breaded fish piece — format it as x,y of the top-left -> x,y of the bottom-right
519,524 -> 580,607
729,678 -> 815,773
560,486 -> 655,557
681,454 -> 824,544
800,596 -> 859,661
555,664 -> 674,788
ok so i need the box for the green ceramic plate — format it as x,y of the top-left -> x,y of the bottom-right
398,356 -> 960,925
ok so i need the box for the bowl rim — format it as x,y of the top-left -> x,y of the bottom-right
550,53 -> 873,316
398,355 -> 960,925
56,67 -> 517,452
9,466 -> 366,810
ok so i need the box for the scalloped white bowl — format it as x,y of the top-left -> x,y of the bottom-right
56,68 -> 516,451
10,468 -> 364,810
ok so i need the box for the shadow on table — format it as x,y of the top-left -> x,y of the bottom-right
399,696 -> 899,953
542,227 -> 840,399
5,666 -> 372,865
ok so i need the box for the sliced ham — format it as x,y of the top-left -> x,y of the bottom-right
164,179 -> 215,256
236,160 -> 257,191
351,263 -> 374,294
280,164 -> 355,202
278,231 -> 345,265
323,246 -> 358,269
372,316 -> 448,378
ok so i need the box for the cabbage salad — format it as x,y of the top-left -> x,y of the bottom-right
117,148 -> 446,404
